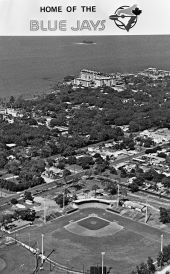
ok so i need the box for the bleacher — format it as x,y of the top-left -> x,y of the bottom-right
46,212 -> 62,222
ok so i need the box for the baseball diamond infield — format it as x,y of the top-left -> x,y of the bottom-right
65,214 -> 123,237
15,207 -> 170,274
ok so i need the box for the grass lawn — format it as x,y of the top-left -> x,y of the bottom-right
3,208 -> 170,274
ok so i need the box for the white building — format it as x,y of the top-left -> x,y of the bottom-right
138,68 -> 170,79
73,69 -> 117,88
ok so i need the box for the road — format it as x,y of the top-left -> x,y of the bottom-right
0,140 -> 168,209
0,172 -> 84,209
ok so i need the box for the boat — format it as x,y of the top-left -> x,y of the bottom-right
82,40 -> 95,44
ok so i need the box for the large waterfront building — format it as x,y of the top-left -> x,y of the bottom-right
73,69 -> 118,88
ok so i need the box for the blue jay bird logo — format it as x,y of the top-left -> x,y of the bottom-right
109,4 -> 142,32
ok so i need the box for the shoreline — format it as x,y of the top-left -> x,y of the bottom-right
0,36 -> 170,100
1,65 -> 170,100
0,87 -> 52,100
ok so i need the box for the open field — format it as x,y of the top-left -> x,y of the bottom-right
8,207 -> 169,274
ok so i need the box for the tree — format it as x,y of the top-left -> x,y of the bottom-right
77,156 -> 94,169
129,182 -> 139,193
5,160 -> 20,175
109,166 -> 117,175
54,193 -> 69,208
17,209 -> 36,222
157,251 -> 164,267
27,118 -> 37,126
46,158 -> 54,167
159,207 -> 170,224
132,258 -> 155,274
95,156 -> 104,165
50,115 -> 66,127
162,177 -> 170,188
166,155 -> 170,166
62,146 -> 76,157
92,184 -> 99,197
72,192 -> 77,201
40,145 -> 52,158
120,168 -> 128,178
157,245 -> 170,267
20,159 -> 45,176
57,161 -> 65,170
133,177 -> 144,187
147,257 -> 155,273
9,96 -> 15,106
136,262 -> 150,274
129,121 -> 140,132
143,138 -> 154,148
63,169 -> 71,178
0,155 -> 7,169
158,152 -> 167,158
93,153 -> 102,158
1,213 -> 14,225
24,191 -> 34,202
105,182 -> 117,195
11,198 -> 18,205
120,187 -> 127,198
67,156 -> 77,165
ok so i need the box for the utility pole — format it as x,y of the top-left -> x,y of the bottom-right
63,192 -> 65,210
145,205 -> 148,223
66,260 -> 69,274
145,195 -> 149,223
117,184 -> 120,207
161,234 -> 164,253
28,233 -> 31,250
41,234 -> 44,268
44,201 -> 46,224
63,188 -> 65,211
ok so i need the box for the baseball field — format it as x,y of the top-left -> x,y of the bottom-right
12,207 -> 170,274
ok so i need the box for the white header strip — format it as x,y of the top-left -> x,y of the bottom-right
0,0 -> 170,35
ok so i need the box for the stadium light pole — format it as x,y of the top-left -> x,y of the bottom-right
41,234 -> 44,267
101,252 -> 105,274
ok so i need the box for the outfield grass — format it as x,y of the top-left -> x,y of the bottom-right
5,208 -> 170,274
0,244 -> 34,274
